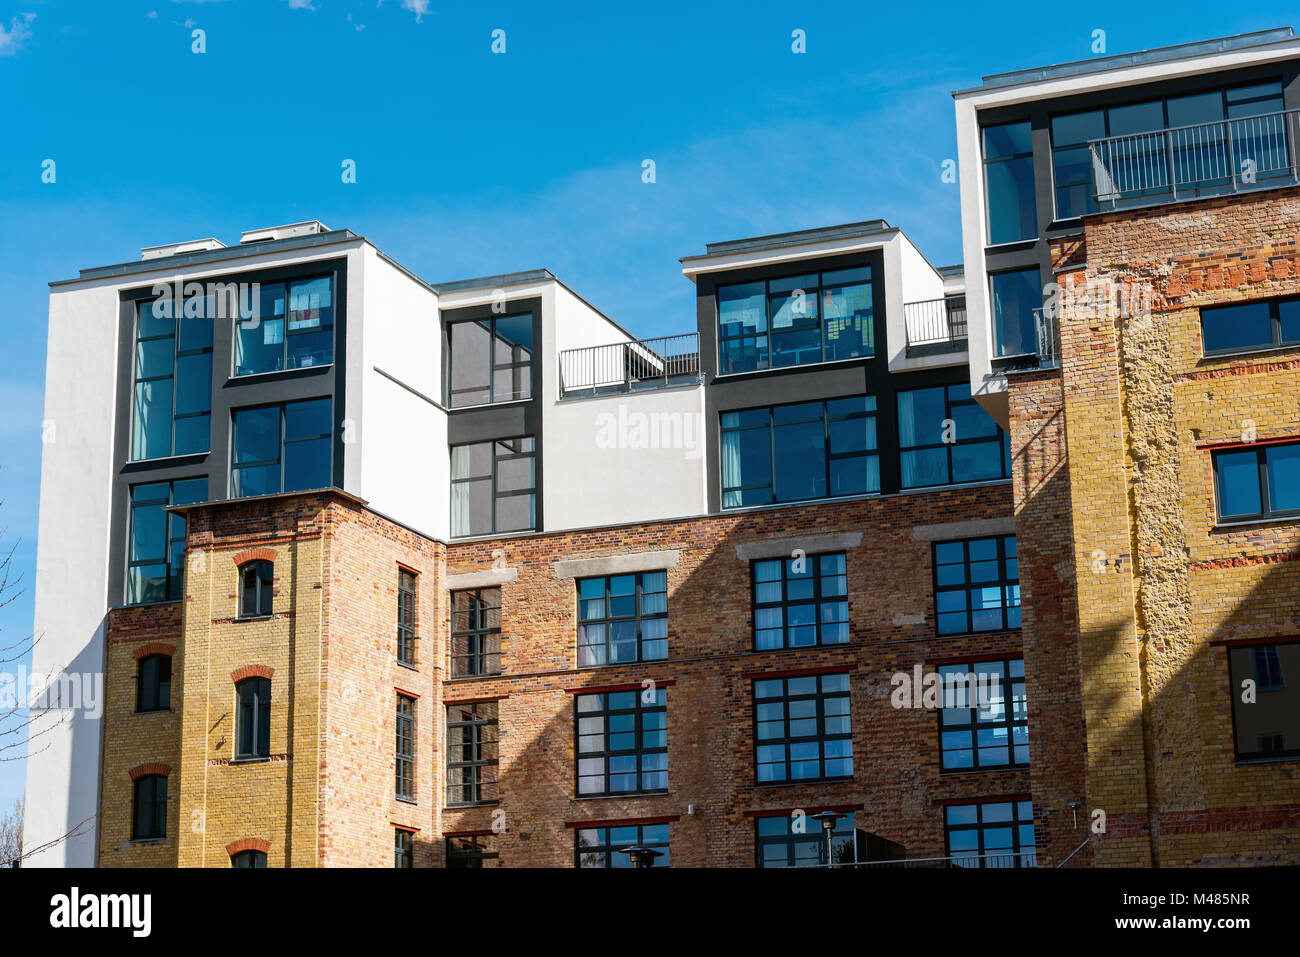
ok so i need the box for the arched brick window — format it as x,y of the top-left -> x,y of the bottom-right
134,643 -> 175,714
227,837 -> 270,867
128,764 -> 171,841
235,676 -> 271,759
238,560 -> 274,618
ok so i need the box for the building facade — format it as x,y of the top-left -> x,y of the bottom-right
23,27 -> 1300,868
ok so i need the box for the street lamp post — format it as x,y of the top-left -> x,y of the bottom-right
809,811 -> 846,868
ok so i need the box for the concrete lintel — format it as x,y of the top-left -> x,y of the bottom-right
911,516 -> 1016,542
553,550 -> 680,580
734,532 -> 863,561
445,568 -> 519,589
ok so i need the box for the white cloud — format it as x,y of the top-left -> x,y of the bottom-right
146,10 -> 158,18
0,13 -> 34,57
379,0 -> 429,22
287,0 -> 316,8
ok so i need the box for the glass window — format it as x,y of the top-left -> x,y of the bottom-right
945,800 -> 1036,868
1201,296 -> 1300,354
577,571 -> 668,667
234,276 -> 334,375
1214,442 -> 1300,522
722,396 -> 878,508
397,569 -> 417,666
447,313 -> 533,407
576,687 -> 668,796
756,812 -> 860,868
451,588 -> 502,677
576,823 -> 670,868
131,298 -> 212,460
239,560 -> 273,618
231,398 -> 332,498
446,834 -> 501,868
938,659 -> 1028,770
983,121 -> 1037,245
754,673 -> 853,783
1050,110 -> 1106,218
395,694 -> 415,801
231,850 -> 267,867
446,701 -> 499,806
450,437 -> 535,536
236,677 -> 271,760
989,267 -> 1042,358
393,830 -> 413,868
752,552 -> 848,650
898,385 -> 1010,489
1227,643 -> 1297,760
131,774 -> 168,840
126,477 -> 206,605
716,267 -> 873,373
933,535 -> 1021,635
136,654 -> 172,713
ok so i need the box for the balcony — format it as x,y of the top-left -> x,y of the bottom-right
991,307 -> 1059,374
808,849 -> 1039,869
904,296 -> 968,357
558,333 -> 701,399
1089,108 -> 1300,210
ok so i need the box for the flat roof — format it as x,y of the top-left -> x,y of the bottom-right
692,220 -> 893,259
954,27 -> 1296,96
429,268 -> 556,293
52,229 -> 363,286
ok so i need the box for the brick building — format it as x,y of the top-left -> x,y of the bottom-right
24,28 -> 1300,868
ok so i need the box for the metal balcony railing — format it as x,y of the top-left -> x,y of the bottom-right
558,333 -> 701,398
1089,108 -> 1300,208
807,849 -> 1038,869
903,296 -> 968,355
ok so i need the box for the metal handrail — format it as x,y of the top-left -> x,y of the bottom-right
806,849 -> 1038,869
904,296 -> 968,350
558,332 -> 701,398
1088,107 -> 1300,207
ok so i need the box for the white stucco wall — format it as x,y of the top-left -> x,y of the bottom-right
354,248 -> 448,540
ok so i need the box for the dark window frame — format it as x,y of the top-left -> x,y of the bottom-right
397,568 -> 417,666
716,266 -> 875,375
981,120 -> 1038,246
751,552 -> 849,650
231,398 -> 334,499
235,677 -> 272,760
1200,295 -> 1300,356
396,693 -> 416,802
1212,441 -> 1300,523
937,658 -> 1029,771
575,687 -> 668,798
446,834 -> 500,868
576,571 -> 669,667
131,774 -> 168,841
754,812 -> 861,868
446,312 -> 534,408
449,436 -> 536,537
446,700 -> 500,807
753,673 -> 853,785
136,653 -> 172,714
130,298 -> 213,462
233,274 -> 335,377
721,395 -> 880,508
575,822 -> 671,868
231,850 -> 267,867
944,799 -> 1037,868
1227,641 -> 1298,761
898,384 -> 1011,490
238,560 -> 274,619
125,477 -> 207,606
394,828 -> 414,868
450,587 -> 502,677
932,535 -> 1022,636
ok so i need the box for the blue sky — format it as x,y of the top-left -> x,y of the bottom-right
0,0 -> 1292,811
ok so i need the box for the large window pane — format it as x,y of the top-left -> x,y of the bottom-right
448,314 -> 533,407
450,437 -> 535,536
983,121 -> 1037,244
1201,301 -> 1274,353
232,399 -> 332,498
990,268 -> 1041,357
